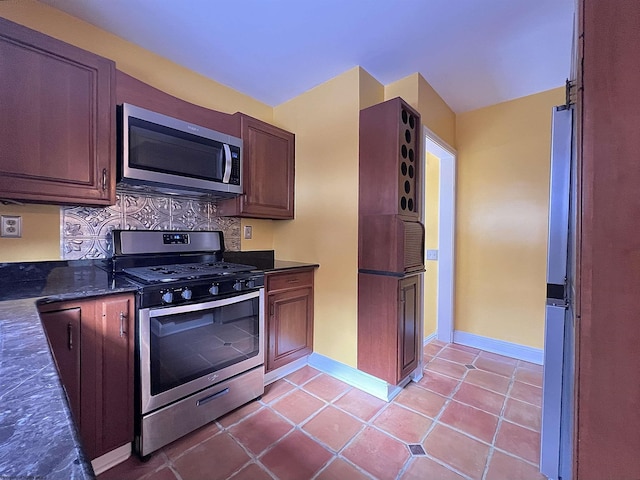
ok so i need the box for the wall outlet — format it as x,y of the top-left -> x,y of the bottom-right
426,249 -> 438,261
1,215 -> 22,238
243,225 -> 253,239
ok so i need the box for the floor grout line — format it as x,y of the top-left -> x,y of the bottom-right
99,342 -> 542,480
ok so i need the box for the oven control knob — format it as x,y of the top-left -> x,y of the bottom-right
246,279 -> 256,289
233,281 -> 243,291
161,291 -> 174,304
181,288 -> 192,301
209,284 -> 219,295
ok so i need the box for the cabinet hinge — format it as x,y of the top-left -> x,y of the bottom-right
565,78 -> 577,107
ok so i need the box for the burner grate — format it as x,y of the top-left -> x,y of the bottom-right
123,261 -> 256,282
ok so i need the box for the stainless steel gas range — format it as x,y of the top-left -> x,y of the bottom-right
109,230 -> 265,457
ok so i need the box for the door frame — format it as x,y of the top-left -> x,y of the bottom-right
423,126 -> 457,343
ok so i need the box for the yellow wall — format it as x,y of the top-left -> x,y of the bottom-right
424,152 -> 440,337
0,1 -> 270,120
0,0 -> 276,262
384,73 -> 455,342
455,88 -> 564,348
271,67 -> 384,367
0,204 -> 60,261
1,0 -> 564,357
385,72 -> 456,148
240,219 -> 274,251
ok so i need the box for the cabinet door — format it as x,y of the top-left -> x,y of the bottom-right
40,294 -> 134,461
267,287 -> 313,371
0,17 -> 115,205
95,294 -> 135,457
398,275 -> 421,381
40,307 -> 82,424
219,115 -> 295,219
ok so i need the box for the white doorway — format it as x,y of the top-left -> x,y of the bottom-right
423,127 -> 457,343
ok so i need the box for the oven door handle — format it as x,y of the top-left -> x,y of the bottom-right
196,388 -> 230,406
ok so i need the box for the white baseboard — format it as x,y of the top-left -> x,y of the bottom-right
423,332 -> 436,346
264,356 -> 309,385
453,330 -> 544,365
307,353 -> 411,402
91,443 -> 131,475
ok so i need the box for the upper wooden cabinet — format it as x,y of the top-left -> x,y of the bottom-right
359,97 -> 421,220
0,17 -> 116,206
218,114 -> 295,219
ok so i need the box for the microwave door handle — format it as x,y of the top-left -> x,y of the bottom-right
222,144 -> 232,184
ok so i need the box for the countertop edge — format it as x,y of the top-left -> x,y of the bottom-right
0,280 -> 140,480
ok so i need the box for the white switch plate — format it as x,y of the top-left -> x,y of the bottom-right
243,225 -> 253,239
1,215 -> 22,238
426,249 -> 438,261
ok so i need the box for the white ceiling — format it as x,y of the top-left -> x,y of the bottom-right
40,0 -> 575,113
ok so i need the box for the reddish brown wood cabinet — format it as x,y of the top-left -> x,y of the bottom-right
0,17 -> 116,206
39,293 -> 134,460
358,273 -> 421,385
359,97 -> 421,220
357,97 -> 423,386
572,1 -> 640,478
265,268 -> 314,372
219,114 -> 295,219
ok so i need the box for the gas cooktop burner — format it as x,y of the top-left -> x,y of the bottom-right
123,261 -> 257,283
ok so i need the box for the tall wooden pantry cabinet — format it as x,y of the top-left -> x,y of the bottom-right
357,97 -> 424,386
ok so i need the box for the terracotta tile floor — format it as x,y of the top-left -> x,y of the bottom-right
98,340 -> 545,480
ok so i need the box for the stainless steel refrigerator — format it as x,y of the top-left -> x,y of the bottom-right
540,105 -> 575,480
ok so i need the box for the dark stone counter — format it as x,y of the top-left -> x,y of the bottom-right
0,255 -> 317,479
0,261 -> 139,480
223,250 -> 319,273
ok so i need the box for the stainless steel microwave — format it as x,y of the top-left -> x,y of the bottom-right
118,103 -> 243,197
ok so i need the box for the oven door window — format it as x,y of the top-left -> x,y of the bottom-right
149,296 -> 260,396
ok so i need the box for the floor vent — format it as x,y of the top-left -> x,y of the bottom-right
408,444 -> 426,456
465,364 -> 476,369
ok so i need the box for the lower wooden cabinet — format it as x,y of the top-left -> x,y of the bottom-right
39,293 -> 134,460
357,272 -> 421,385
265,268 -> 314,372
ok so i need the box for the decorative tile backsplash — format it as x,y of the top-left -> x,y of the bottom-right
61,191 -> 240,260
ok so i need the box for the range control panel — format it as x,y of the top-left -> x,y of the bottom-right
163,233 -> 190,245
138,274 -> 265,308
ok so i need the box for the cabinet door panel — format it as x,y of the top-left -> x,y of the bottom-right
243,122 -> 292,214
39,294 -> 135,461
398,276 -> 420,380
97,294 -> 134,455
268,287 -> 313,371
218,115 -> 295,219
357,273 -> 421,385
0,17 -> 115,205
40,308 -> 82,424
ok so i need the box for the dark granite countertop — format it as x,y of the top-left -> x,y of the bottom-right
0,254 -> 317,479
0,261 -> 139,480
223,250 -> 319,273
